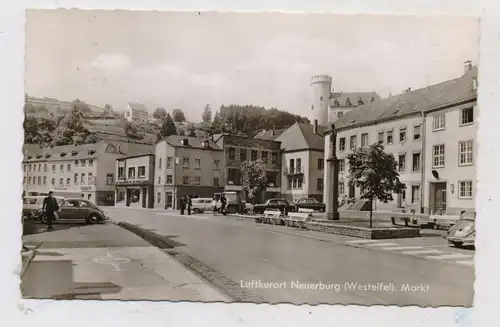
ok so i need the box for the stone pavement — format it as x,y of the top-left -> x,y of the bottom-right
21,222 -> 230,301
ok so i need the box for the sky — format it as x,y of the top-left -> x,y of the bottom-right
25,10 -> 479,122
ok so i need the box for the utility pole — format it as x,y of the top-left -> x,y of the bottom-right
326,123 -> 340,220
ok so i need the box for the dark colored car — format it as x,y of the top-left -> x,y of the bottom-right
445,211 -> 475,248
294,198 -> 326,212
39,198 -> 109,225
253,198 -> 295,215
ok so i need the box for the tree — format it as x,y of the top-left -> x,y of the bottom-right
23,103 -> 37,114
124,122 -> 141,140
172,109 -> 186,122
202,104 -> 212,123
157,114 -> 177,140
52,105 -> 91,146
71,99 -> 91,113
153,107 -> 167,119
241,160 -> 268,204
104,104 -> 113,112
187,123 -> 197,137
346,143 -> 406,228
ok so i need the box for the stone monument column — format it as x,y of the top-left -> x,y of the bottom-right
326,123 -> 340,220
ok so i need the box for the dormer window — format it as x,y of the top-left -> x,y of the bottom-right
35,154 -> 43,159
472,77 -> 478,91
71,151 -> 78,156
44,154 -> 51,158
201,140 -> 210,148
88,150 -> 96,155
60,152 -> 67,157
358,98 -> 364,106
370,96 -> 375,103
180,138 -> 189,146
346,98 -> 352,107
27,156 -> 33,160
334,99 -> 340,106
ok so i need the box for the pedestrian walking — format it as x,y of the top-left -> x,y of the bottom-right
187,195 -> 192,215
180,196 -> 186,215
42,191 -> 59,230
212,196 -> 219,215
220,194 -> 227,216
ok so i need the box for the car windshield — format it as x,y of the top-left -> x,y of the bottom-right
460,211 -> 476,220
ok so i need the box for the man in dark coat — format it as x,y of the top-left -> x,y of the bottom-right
180,196 -> 186,215
42,191 -> 59,230
187,195 -> 192,215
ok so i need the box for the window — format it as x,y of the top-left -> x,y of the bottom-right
318,158 -> 324,170
66,178 -> 71,186
411,185 -> 420,204
296,158 -> 302,173
157,193 -> 161,204
378,132 -> 384,145
38,164 -> 41,172
106,173 -> 114,185
38,176 -> 41,185
459,140 -> 473,165
350,135 -> 357,150
337,111 -> 344,118
59,178 -> 64,187
214,178 -> 219,186
23,164 -> 26,172
297,178 -> 303,189
128,167 -> 136,179
183,158 -> 189,169
51,178 -> 55,185
159,158 -> 162,169
339,182 -> 345,195
339,138 -> 346,151
472,78 -> 478,91
413,125 -> 421,140
118,167 -> 124,178
213,159 -> 220,170
44,164 -> 47,172
240,149 -> 247,161
166,175 -> 172,184
75,160 -> 79,167
339,159 -> 345,173
228,168 -> 241,185
261,152 -> 268,164
74,173 -> 78,184
88,159 -> 94,166
459,181 -> 473,198
251,150 -> 258,161
433,145 -> 445,168
460,107 -> 474,125
399,128 -> 407,143
271,152 -> 278,164
28,164 -> 32,172
81,159 -> 86,166
88,173 -> 93,184
43,176 -> 47,185
59,164 -> 63,172
433,114 -> 446,131
317,178 -> 324,191
28,176 -> 31,184
387,130 -> 393,145
167,157 -> 173,168
193,177 -> 201,185
194,159 -> 201,169
183,176 -> 189,185
228,148 -> 235,160
66,163 -> 71,172
52,164 -> 56,172
138,166 -> 146,177
412,153 -> 421,171
361,133 -> 368,148
23,177 -> 26,184
398,154 -> 406,172
289,159 -> 295,174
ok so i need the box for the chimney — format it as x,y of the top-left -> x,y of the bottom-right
313,119 -> 318,135
464,60 -> 472,74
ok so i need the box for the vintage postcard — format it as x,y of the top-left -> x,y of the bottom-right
21,10 -> 478,306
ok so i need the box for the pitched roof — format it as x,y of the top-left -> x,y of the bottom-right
23,142 -> 111,162
164,135 -> 222,150
128,102 -> 148,112
253,128 -> 286,141
329,66 -> 477,132
275,122 -> 326,151
330,92 -> 380,107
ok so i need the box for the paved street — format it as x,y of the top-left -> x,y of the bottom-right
105,207 -> 474,306
21,222 -> 230,301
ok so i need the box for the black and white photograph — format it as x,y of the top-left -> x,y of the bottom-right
21,10 -> 478,307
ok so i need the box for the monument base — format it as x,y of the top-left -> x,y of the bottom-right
327,212 -> 340,220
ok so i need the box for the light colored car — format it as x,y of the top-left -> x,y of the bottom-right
22,196 -> 64,220
445,211 -> 476,248
191,198 -> 214,214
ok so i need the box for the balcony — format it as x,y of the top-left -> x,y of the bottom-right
283,165 -> 305,177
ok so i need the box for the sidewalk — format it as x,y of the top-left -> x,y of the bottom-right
21,222 -> 230,301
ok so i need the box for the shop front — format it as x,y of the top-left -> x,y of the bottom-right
115,180 -> 154,209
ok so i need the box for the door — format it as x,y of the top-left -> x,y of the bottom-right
142,188 -> 147,208
435,188 -> 447,215
59,200 -> 82,220
165,192 -> 173,209
349,184 -> 355,198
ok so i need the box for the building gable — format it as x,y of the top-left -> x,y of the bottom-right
275,123 -> 309,151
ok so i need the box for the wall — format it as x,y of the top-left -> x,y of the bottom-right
174,146 -> 225,187
423,101 -> 477,215
281,150 -> 309,202
308,150 -> 326,201
324,113 -> 424,211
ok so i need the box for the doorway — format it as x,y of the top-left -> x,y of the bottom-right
430,182 -> 447,215
348,184 -> 355,198
142,188 -> 147,208
165,192 -> 173,209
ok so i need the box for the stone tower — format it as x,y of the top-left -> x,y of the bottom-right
310,75 -> 332,126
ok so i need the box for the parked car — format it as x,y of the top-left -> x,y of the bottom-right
253,198 -> 295,215
22,196 -> 64,220
39,198 -> 109,225
191,198 -> 213,213
294,198 -> 326,212
445,211 -> 476,248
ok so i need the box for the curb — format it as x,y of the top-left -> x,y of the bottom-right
21,245 -> 40,279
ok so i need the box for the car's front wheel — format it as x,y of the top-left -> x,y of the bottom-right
193,208 -> 200,214
450,241 -> 463,248
40,213 -> 47,224
86,214 -> 100,225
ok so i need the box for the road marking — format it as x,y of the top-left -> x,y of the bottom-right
382,246 -> 424,251
93,252 -> 130,271
456,260 -> 475,267
346,239 -> 380,244
424,253 -> 474,260
403,249 -> 443,255
365,242 -> 399,247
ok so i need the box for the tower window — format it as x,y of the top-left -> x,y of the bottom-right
320,96 -> 324,101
